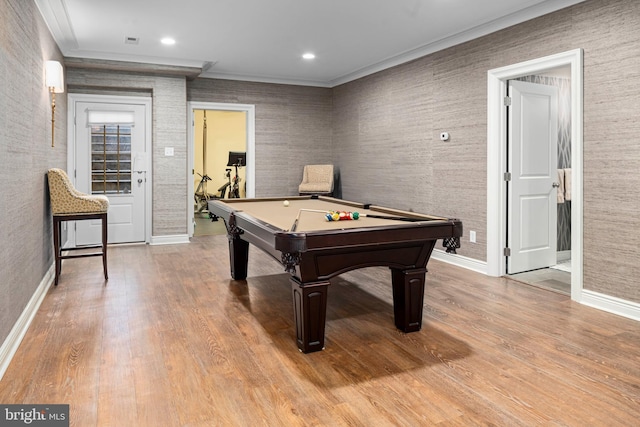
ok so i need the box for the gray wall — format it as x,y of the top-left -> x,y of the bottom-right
332,0 -> 640,302
0,0 -> 66,344
2,0 -> 639,352
65,70 -> 189,236
187,79 -> 333,196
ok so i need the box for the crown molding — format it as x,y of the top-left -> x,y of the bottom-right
37,0 -> 586,88
64,57 -> 202,80
35,0 -> 79,50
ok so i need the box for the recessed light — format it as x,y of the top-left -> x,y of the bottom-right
161,37 -> 176,45
302,53 -> 315,60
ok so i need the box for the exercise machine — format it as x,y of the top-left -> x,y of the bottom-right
226,151 -> 245,199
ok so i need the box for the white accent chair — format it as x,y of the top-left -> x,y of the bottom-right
298,165 -> 335,196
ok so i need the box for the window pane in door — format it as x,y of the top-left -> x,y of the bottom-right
90,125 -> 132,194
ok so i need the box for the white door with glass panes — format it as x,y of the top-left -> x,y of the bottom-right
74,101 -> 148,245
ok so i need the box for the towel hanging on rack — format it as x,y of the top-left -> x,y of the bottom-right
564,168 -> 572,201
557,169 -> 565,204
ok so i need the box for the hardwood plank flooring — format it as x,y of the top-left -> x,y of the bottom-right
1,235 -> 639,426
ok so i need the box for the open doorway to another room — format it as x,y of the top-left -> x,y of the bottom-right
507,67 -> 572,295
486,48 -> 583,301
193,109 -> 247,236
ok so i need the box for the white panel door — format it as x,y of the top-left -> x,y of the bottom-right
507,80 -> 559,274
75,101 -> 147,245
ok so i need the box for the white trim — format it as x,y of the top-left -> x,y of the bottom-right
34,0 -> 79,51
187,102 -> 256,237
149,234 -> 190,245
200,71 -> 332,88
67,94 -> 153,245
581,290 -> 640,322
329,1 -> 587,87
486,49 -> 584,303
432,249 -> 488,275
37,0 -> 586,88
202,1 -> 587,88
433,251 -> 640,323
0,265 -> 54,381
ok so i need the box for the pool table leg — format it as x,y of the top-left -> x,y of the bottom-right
228,235 -> 249,280
391,267 -> 427,332
290,278 -> 329,353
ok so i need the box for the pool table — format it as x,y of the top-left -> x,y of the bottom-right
208,196 -> 462,353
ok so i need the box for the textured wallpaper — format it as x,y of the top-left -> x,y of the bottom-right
0,0 -> 66,347
187,79 -> 333,197
65,70 -> 189,236
332,0 -> 640,302
2,0 -> 639,356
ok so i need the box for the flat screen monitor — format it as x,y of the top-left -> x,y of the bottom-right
227,151 -> 246,167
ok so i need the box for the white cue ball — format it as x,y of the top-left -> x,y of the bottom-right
283,200 -> 290,207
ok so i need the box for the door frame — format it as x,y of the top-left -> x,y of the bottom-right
486,48 -> 583,301
187,102 -> 256,237
67,93 -> 153,245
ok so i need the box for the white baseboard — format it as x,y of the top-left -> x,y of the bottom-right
0,264 -> 54,381
431,249 -> 488,275
580,290 -> 640,322
149,234 -> 190,245
433,249 -> 640,323
2,244 -> 636,384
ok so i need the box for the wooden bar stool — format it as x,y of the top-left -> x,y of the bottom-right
47,168 -> 110,286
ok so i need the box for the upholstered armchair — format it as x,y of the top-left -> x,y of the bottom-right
298,164 -> 335,196
47,168 -> 110,286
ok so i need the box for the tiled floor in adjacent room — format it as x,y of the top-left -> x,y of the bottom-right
508,261 -> 571,295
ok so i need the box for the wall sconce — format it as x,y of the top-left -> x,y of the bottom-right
45,60 -> 64,147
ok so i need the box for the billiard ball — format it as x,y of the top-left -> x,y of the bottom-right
283,200 -> 290,207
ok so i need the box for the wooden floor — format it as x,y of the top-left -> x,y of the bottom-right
1,235 -> 639,426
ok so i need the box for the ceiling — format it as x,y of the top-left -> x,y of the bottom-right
36,0 -> 584,87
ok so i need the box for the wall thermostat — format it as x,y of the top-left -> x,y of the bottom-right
440,132 -> 450,141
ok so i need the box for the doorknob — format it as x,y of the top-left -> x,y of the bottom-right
138,178 -> 143,185
552,182 -> 560,188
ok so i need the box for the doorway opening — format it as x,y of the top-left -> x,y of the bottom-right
507,74 -> 568,294
486,49 -> 583,301
187,102 -> 256,237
